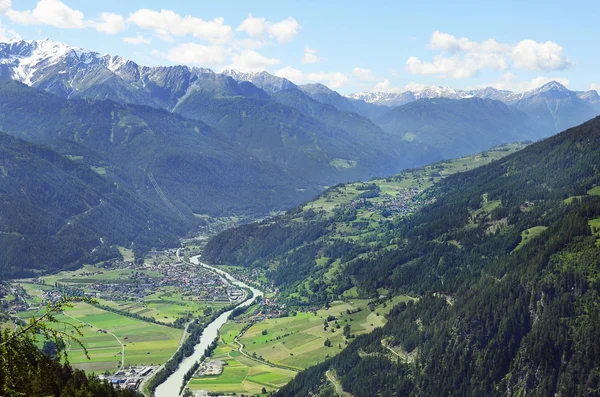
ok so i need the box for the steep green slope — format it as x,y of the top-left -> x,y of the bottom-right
0,80 -> 310,218
376,97 -> 541,159
173,89 -> 440,185
206,116 -> 600,396
203,143 -> 527,302
0,132 -> 183,277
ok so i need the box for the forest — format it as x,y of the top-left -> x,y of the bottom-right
207,116 -> 600,395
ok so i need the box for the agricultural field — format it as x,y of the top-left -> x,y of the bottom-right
188,296 -> 412,395
188,343 -> 295,395
17,302 -> 182,372
4,248 -> 239,374
238,297 -> 411,370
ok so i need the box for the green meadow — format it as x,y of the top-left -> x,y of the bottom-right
18,302 -> 182,372
239,298 -> 411,370
189,297 -> 412,394
188,340 -> 296,394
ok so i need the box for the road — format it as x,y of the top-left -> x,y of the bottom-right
326,369 -> 352,397
232,331 -> 300,373
62,312 -> 125,371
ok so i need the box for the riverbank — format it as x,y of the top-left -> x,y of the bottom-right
153,256 -> 263,397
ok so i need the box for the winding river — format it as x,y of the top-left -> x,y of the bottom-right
154,255 -> 263,397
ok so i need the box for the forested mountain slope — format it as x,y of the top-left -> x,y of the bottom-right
206,117 -> 600,396
0,80 -> 309,219
375,97 -> 542,158
0,132 -> 184,277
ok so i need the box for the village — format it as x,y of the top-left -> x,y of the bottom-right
346,186 -> 424,217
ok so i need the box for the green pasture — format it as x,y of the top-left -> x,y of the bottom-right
17,302 -> 182,372
188,341 -> 295,394
513,226 -> 548,252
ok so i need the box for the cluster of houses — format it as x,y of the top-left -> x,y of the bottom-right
98,366 -> 156,390
1,285 -> 24,314
347,187 -> 423,216
70,256 -> 243,303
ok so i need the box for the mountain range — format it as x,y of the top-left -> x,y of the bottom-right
1,38 -> 600,272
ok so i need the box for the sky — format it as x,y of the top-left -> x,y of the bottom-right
0,0 -> 598,94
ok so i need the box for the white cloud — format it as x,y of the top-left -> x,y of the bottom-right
302,47 -> 319,64
268,17 -> 300,43
228,49 -> 280,72
275,66 -> 348,88
511,40 -> 571,72
407,31 -> 571,79
237,14 -> 300,43
164,43 -> 229,66
236,14 -> 265,37
473,72 -> 570,92
429,30 -> 510,54
590,83 -> 600,93
123,34 -> 151,45
373,79 -> 401,93
406,53 -> 507,79
5,0 -> 85,28
128,8 -> 233,43
92,12 -> 126,35
2,1 -> 125,35
352,67 -> 377,81
0,25 -> 20,41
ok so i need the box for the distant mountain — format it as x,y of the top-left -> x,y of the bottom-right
221,69 -> 297,94
375,97 -> 540,159
352,81 -> 600,135
0,80 -> 310,220
0,39 -> 441,186
0,131 -> 185,277
347,81 -> 598,107
348,85 -> 473,106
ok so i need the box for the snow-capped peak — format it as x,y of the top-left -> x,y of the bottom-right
531,80 -> 570,94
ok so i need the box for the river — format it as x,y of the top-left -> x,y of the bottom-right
154,255 -> 263,397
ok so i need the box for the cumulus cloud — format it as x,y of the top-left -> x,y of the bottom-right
302,47 -> 319,64
352,67 -> 377,81
128,8 -> 233,43
473,72 -> 570,92
406,53 -> 507,79
275,66 -> 348,88
236,14 -> 266,37
373,79 -> 401,93
92,12 -> 126,34
407,31 -> 571,79
2,1 -> 124,34
511,40 -> 571,72
228,49 -> 280,72
164,43 -> 229,66
237,14 -> 300,43
5,0 -> 85,28
590,83 -> 600,93
429,30 -> 510,54
123,34 -> 151,45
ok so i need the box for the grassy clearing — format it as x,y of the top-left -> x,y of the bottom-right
17,302 -> 182,372
589,217 -> 600,247
588,186 -> 600,196
513,226 -> 548,252
239,298 -> 411,370
117,246 -> 135,262
188,341 -> 296,394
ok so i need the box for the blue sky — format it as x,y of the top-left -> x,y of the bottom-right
1,0 -> 598,94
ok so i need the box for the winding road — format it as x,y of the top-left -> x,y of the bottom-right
63,312 -> 125,371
